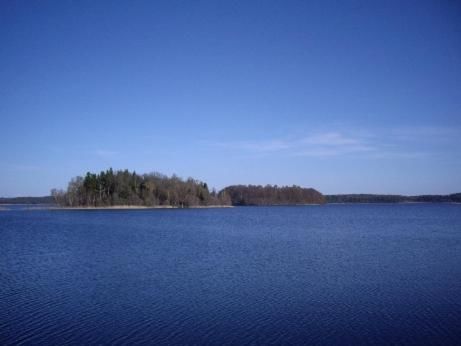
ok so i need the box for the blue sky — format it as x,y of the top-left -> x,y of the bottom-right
1,0 -> 460,196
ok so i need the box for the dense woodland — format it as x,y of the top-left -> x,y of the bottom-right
49,169 -> 326,207
51,169 -> 231,207
326,193 -> 461,203
222,185 -> 325,205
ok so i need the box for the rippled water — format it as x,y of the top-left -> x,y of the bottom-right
1,204 -> 461,345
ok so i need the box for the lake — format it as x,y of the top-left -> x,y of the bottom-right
1,204 -> 461,345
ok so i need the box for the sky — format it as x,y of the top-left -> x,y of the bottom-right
1,0 -> 460,196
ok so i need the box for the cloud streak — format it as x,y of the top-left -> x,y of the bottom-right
93,149 -> 119,158
208,126 -> 461,159
212,131 -> 376,157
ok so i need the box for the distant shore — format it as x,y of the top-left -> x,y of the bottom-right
326,201 -> 461,205
48,205 -> 234,210
2,203 -> 461,212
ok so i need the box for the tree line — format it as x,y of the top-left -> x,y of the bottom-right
325,193 -> 461,203
0,196 -> 54,204
222,184 -> 325,205
51,169 -> 231,207
7,172 -> 458,207
50,169 -> 327,207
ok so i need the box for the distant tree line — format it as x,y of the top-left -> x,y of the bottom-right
51,169 -> 231,207
222,185 -> 325,205
325,193 -> 461,203
0,196 -> 54,204
28,169 -> 460,207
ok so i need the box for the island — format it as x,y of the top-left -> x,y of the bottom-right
48,169 -> 326,208
2,168 -> 460,208
51,169 -> 231,208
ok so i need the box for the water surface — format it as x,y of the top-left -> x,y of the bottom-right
1,204 -> 461,344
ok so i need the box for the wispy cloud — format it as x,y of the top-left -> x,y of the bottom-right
300,132 -> 360,146
93,149 -> 118,158
207,126 -> 461,159
294,132 -> 375,157
214,139 -> 291,152
210,131 -> 375,157
293,144 -> 375,157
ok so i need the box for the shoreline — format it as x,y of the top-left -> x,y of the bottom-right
47,205 -> 234,210
326,201 -> 461,205
2,203 -> 460,211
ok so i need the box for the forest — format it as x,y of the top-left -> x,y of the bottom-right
51,169 -> 231,207
49,169 -> 326,207
222,185 -> 325,205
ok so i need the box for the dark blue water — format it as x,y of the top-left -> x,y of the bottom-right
1,205 -> 461,345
